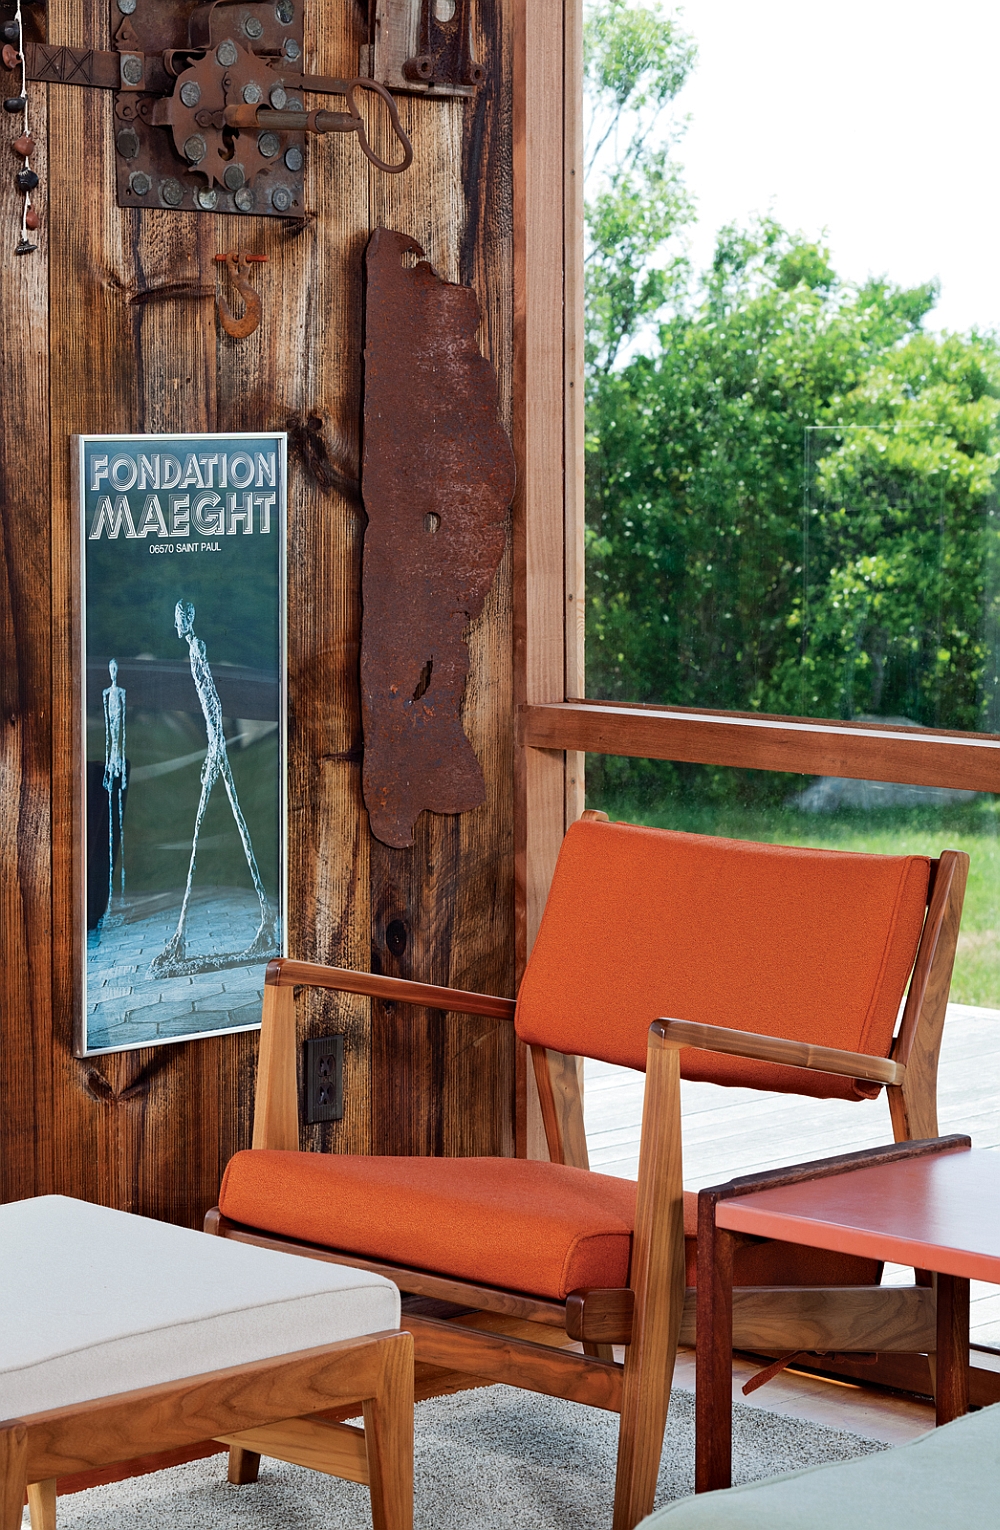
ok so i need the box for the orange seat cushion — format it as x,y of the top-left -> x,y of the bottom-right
220,1152 -> 877,1301
516,820 -> 930,1100
219,1150 -> 638,1300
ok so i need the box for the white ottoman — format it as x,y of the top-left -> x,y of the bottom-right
0,1196 -> 412,1530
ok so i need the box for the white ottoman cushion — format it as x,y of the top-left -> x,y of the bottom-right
0,1195 -> 400,1417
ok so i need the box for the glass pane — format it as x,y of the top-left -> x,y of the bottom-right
584,3 -> 1000,733
586,755 -> 1000,1009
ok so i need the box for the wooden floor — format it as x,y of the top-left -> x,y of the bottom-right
585,1003 -> 1000,1385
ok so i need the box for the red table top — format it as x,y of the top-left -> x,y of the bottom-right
714,1146 -> 1000,1283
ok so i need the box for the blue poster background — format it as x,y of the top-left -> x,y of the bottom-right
80,433 -> 286,1054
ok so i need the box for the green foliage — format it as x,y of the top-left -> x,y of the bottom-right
584,1 -> 696,370
586,215 -> 1000,732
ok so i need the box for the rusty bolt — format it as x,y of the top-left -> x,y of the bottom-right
129,170 -> 151,195
180,80 -> 201,108
270,85 -> 287,109
243,82 -> 263,104
216,40 -> 239,68
223,163 -> 245,190
183,133 -> 207,164
245,17 -> 264,39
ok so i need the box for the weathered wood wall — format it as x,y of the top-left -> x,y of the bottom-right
1,0 -> 518,1225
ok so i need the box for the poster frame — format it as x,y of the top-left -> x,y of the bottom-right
72,431 -> 288,1058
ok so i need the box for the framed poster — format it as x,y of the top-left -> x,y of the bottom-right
75,433 -> 287,1056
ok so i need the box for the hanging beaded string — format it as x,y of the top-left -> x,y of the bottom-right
3,0 -> 39,254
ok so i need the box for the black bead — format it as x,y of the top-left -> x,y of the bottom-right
1,22 -> 20,43
3,97 -> 27,114
16,168 -> 39,191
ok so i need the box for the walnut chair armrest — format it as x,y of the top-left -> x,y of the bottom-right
651,1017 -> 905,1086
265,957 -> 516,1021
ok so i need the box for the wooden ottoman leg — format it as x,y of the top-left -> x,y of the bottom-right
0,1424 -> 28,1530
361,1333 -> 414,1530
27,1479 -> 56,1530
228,1446 -> 262,1484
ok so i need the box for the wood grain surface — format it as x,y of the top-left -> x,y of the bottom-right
521,700 -> 1000,792
1,0 -> 518,1220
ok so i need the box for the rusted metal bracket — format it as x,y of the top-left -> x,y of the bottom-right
362,0 -> 484,99
1,2 -> 415,218
360,228 -> 515,848
214,250 -> 267,338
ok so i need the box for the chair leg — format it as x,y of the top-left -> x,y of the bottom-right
611,1042 -> 686,1530
361,1339 -> 414,1530
0,1424 -> 28,1530
27,1479 -> 56,1530
227,1446 -> 262,1484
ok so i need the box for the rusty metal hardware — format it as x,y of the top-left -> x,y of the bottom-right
360,228 -> 515,849
0,3 -> 414,218
214,250 -> 267,338
362,0 -> 484,99
221,78 -> 412,174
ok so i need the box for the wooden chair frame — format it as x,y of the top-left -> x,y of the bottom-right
209,841 -> 966,1530
3,1329 -> 413,1530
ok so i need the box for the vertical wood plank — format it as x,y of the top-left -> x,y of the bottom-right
512,0 -> 577,1154
563,0 -> 586,826
0,63 -> 52,1203
367,31 -> 516,1159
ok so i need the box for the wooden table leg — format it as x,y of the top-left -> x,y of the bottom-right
695,1205 -> 736,1494
935,1273 -> 970,1425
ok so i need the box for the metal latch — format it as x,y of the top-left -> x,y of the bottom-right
1,1 -> 419,219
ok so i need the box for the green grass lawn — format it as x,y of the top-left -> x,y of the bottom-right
587,788 -> 1000,1009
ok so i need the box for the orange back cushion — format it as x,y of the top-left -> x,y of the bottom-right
515,820 -> 930,1101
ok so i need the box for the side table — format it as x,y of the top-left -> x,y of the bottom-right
695,1134 -> 1000,1493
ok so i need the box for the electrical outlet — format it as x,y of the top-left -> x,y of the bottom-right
303,1035 -> 344,1124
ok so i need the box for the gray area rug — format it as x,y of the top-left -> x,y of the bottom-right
35,1385 -> 886,1528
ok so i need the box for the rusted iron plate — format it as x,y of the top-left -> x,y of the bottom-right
361,227 -> 515,848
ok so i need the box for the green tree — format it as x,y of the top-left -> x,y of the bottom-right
583,3 -> 1000,806
584,0 -> 696,371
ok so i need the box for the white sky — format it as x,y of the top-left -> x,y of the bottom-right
670,0 -> 1000,333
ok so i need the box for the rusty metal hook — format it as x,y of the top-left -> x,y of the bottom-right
214,252 -> 267,339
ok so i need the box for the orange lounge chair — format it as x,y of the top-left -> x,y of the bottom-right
208,814 -> 967,1530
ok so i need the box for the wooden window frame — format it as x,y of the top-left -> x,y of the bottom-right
512,0 -> 1000,1148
